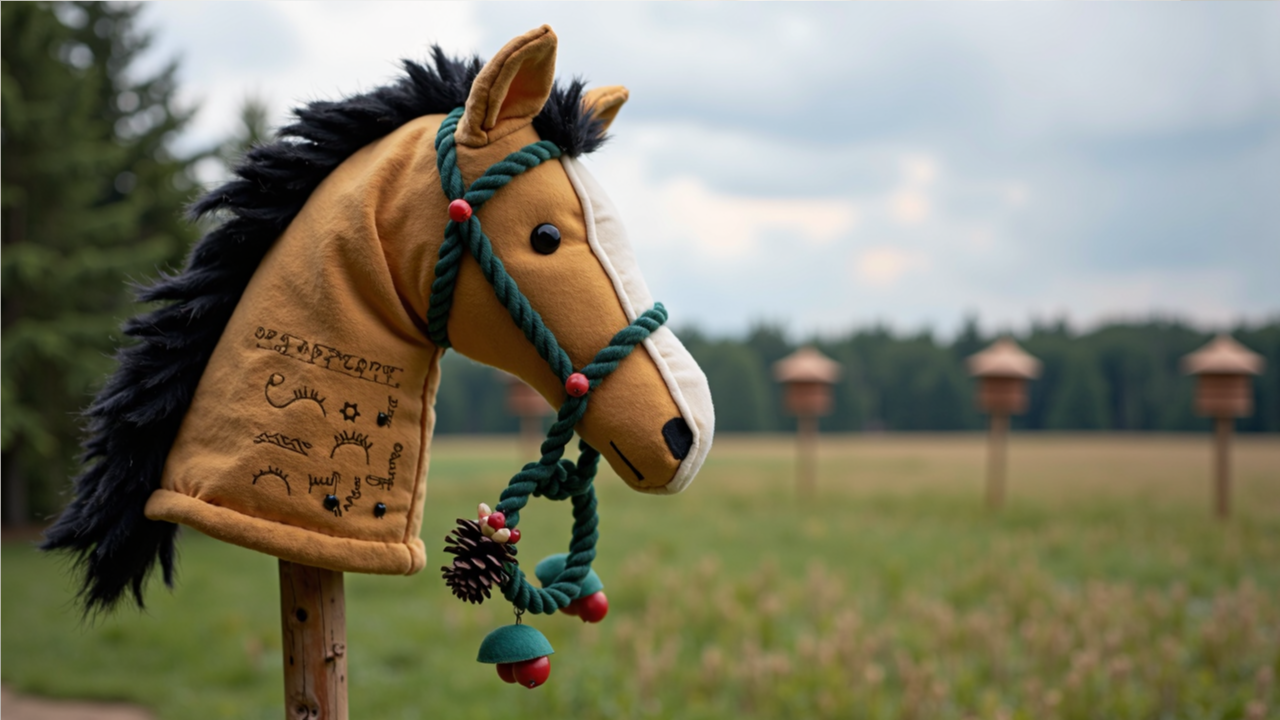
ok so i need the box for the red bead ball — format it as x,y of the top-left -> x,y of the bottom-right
513,656 -> 551,688
565,373 -> 590,398
448,199 -> 472,223
496,662 -> 516,684
486,511 -> 506,530
508,528 -> 521,544
577,591 -> 609,623
560,598 -> 581,616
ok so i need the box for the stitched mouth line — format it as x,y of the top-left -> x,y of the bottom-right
609,441 -> 644,482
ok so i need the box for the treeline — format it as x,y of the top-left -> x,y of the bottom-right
435,319 -> 1280,435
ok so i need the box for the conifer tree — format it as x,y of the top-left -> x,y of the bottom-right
219,94 -> 273,172
2,3 -> 203,524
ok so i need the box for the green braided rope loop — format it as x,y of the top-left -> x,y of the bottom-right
503,485 -> 598,613
495,305 -> 668,526
428,106 -> 670,615
494,305 -> 666,614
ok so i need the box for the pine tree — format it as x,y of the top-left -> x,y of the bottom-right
1,3 -> 204,524
219,94 -> 273,172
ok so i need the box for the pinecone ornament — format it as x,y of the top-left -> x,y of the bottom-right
441,518 -> 517,604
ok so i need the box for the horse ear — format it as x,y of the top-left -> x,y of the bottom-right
457,25 -> 558,148
583,85 -> 629,134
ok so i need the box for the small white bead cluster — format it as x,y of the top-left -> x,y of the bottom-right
477,503 -> 513,544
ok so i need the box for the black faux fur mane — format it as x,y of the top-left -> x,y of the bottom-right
41,47 -> 611,614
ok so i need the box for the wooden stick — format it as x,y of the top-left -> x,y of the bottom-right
1214,415 -> 1232,520
797,415 -> 818,498
986,413 -> 1009,511
279,560 -> 348,720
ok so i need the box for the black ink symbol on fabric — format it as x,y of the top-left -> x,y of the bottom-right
253,326 -> 403,388
387,442 -> 404,484
330,431 -> 372,463
254,431 -> 312,456
308,471 -> 340,494
365,475 -> 394,490
341,402 -> 360,423
377,396 -> 398,427
265,373 -> 327,416
252,466 -> 292,495
343,476 -> 363,512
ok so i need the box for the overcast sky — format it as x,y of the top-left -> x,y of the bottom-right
137,2 -> 1280,339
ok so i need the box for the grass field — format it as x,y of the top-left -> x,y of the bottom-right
3,433 -> 1278,719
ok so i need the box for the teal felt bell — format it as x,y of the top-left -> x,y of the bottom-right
476,624 -> 555,665
535,553 -> 604,596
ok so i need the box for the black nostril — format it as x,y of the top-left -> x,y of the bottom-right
662,417 -> 693,461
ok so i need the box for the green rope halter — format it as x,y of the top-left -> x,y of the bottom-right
430,107 -> 668,614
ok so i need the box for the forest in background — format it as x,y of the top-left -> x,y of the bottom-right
3,2 -> 1276,525
434,319 -> 1280,436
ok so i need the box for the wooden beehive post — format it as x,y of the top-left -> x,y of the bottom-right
279,560 -> 348,720
773,347 -> 840,498
967,338 -> 1041,511
500,371 -> 553,458
1181,334 -> 1265,520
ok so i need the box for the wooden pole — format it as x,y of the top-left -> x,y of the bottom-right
279,560 -> 348,720
797,415 -> 818,498
1214,415 -> 1232,520
986,413 -> 1009,511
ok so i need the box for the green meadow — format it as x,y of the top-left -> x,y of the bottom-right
3,434 -> 1278,719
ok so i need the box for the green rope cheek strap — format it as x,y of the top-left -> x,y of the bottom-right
429,107 -> 668,614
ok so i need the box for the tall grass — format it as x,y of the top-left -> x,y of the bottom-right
3,434 -> 1278,719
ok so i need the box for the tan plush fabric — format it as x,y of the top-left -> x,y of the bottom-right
146,111 -> 452,574
582,86 -> 629,133
456,25 -> 559,149
145,27 -> 703,575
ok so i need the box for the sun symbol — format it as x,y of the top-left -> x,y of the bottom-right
341,402 -> 360,423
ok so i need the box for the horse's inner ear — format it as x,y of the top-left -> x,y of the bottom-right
583,86 -> 629,134
457,25 -> 558,148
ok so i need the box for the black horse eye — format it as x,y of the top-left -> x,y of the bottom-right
531,223 -> 561,255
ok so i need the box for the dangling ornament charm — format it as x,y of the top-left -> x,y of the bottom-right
536,553 -> 610,623
478,623 -> 554,689
440,516 -> 517,604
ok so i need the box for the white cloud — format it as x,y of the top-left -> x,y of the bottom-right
622,175 -> 855,258
902,155 -> 939,186
889,190 -> 931,225
655,177 -> 857,258
581,126 -> 861,261
855,247 -> 929,288
1004,184 -> 1029,206
884,154 -> 939,225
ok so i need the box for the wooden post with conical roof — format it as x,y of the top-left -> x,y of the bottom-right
967,338 -> 1041,511
498,370 -> 553,458
773,347 -> 841,497
1181,334 -> 1265,520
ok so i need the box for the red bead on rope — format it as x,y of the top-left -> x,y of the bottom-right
448,199 -> 473,223
565,373 -> 590,398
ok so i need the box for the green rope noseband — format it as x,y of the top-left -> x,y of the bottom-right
430,107 -> 668,614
